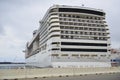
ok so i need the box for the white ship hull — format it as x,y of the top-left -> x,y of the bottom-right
26,51 -> 111,68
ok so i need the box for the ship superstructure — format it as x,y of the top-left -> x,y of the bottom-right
25,5 -> 111,68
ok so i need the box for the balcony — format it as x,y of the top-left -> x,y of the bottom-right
49,15 -> 58,19
49,19 -> 59,23
49,27 -> 60,32
50,23 -> 60,26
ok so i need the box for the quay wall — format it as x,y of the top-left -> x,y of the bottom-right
0,67 -> 120,79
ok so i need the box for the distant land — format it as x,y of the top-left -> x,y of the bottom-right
0,62 -> 25,64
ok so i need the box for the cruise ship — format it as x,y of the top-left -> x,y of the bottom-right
25,5 -> 111,68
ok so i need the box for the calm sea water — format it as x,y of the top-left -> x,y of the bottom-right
0,64 -> 25,69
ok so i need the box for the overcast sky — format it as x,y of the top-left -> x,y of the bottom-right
0,0 -> 120,62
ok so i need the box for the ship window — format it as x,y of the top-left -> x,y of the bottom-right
59,14 -> 62,17
76,16 -> 80,18
80,32 -> 83,35
100,55 -> 106,57
61,54 -> 68,56
68,15 -> 71,17
91,55 -> 98,57
51,54 -> 59,56
79,27 -> 83,30
61,35 -> 63,38
69,19 -> 71,21
61,42 -> 107,46
79,23 -> 82,26
59,8 -> 105,16
52,42 -> 60,44
60,26 -> 64,29
72,54 -> 79,56
72,15 -> 75,18
98,33 -> 101,36
84,32 -> 87,35
61,31 -> 64,34
63,14 -> 66,17
52,48 -> 59,50
61,48 -> 107,52
84,28 -> 88,30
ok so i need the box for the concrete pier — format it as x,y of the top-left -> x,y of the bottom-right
0,67 -> 120,79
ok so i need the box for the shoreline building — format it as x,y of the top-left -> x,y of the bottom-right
25,5 -> 111,68
111,48 -> 120,67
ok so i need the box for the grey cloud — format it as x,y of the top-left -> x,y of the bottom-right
0,24 -> 4,35
0,0 -> 120,62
